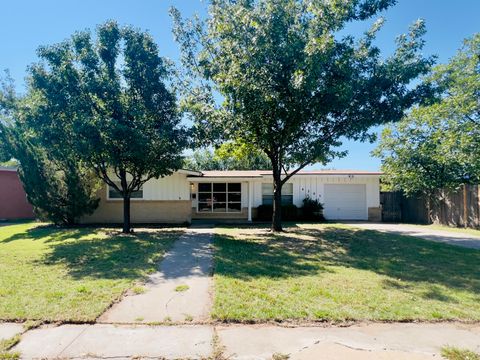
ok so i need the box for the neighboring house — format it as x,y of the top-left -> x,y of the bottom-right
0,167 -> 34,220
80,169 -> 382,224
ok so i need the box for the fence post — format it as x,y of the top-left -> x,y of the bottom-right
463,184 -> 468,228
478,185 -> 480,228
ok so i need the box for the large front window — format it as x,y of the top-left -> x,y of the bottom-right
108,182 -> 143,199
262,183 -> 293,205
198,182 -> 242,212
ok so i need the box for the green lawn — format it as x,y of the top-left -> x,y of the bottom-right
212,224 -> 480,322
0,222 -> 179,322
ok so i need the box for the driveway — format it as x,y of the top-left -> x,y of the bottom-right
343,222 -> 480,250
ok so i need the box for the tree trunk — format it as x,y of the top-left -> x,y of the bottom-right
271,171 -> 283,232
122,195 -> 131,233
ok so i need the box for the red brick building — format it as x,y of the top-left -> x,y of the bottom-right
0,167 -> 34,220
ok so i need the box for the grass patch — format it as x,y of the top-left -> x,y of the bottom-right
0,222 -> 179,322
131,286 -> 146,295
212,224 -> 480,321
272,353 -> 290,360
175,284 -> 189,292
0,335 -> 20,352
0,352 -> 20,360
442,346 -> 480,360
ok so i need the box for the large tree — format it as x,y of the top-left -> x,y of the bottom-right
172,0 -> 434,231
0,76 -> 100,225
27,21 -> 186,232
374,34 -> 480,196
185,140 -> 271,170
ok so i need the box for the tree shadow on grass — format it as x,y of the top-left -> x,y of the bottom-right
1,224 -> 92,243
214,231 -> 332,279
314,227 -> 480,294
215,225 -> 480,298
37,229 -> 180,280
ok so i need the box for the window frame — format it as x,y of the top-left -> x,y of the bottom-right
261,182 -> 293,206
107,181 -> 144,200
196,182 -> 242,213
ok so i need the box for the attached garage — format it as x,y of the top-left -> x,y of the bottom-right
323,184 -> 367,220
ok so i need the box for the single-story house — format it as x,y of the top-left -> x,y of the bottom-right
81,169 -> 382,224
0,167 -> 34,221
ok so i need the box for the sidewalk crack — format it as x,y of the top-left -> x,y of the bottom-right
57,326 -> 89,358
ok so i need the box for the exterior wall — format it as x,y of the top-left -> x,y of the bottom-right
368,206 -> 382,222
141,172 -> 191,201
252,175 -> 380,208
81,172 -> 192,224
192,207 -> 248,220
0,170 -> 34,220
252,174 -> 381,221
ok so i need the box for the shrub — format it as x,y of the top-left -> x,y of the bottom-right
6,131 -> 100,225
301,196 -> 325,221
256,204 -> 298,221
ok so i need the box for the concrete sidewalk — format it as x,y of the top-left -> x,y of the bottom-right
15,324 -> 213,359
0,323 -> 23,341
99,228 -> 214,323
12,322 -> 480,359
218,323 -> 480,360
344,222 -> 480,250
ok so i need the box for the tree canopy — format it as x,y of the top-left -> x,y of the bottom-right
23,21 -> 187,232
185,140 -> 271,170
172,0 -> 434,230
374,34 -> 480,195
0,75 -> 100,224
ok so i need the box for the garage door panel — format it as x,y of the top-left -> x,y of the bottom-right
324,184 -> 367,220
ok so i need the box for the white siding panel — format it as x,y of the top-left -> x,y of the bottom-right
253,182 -> 263,207
143,172 -> 190,201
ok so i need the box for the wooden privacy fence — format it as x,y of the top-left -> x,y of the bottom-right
380,184 -> 480,228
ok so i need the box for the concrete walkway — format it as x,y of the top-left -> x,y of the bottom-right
0,322 -> 23,341
99,228 -> 213,323
344,222 -> 480,250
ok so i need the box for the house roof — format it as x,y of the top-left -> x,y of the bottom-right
188,169 -> 382,178
0,166 -> 18,172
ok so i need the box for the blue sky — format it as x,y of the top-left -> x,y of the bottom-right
1,0 -> 479,171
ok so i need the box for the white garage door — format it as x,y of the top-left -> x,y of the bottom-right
323,184 -> 367,220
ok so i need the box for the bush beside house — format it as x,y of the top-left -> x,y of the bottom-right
256,197 -> 325,222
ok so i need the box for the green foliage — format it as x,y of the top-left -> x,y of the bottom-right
301,196 -> 325,221
185,140 -> 271,170
375,34 -> 480,195
0,71 -> 15,164
256,204 -> 298,221
8,130 -> 100,225
0,76 -> 100,225
26,21 -> 187,232
172,0 -> 434,230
